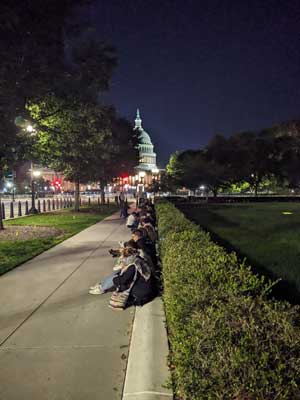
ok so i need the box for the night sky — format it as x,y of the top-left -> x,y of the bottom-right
83,0 -> 300,166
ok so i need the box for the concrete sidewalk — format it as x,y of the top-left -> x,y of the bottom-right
0,213 -> 135,400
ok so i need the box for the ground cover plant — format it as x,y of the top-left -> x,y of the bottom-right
0,205 -> 118,275
156,200 -> 300,400
179,202 -> 300,302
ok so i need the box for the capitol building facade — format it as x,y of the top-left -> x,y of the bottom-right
132,109 -> 161,189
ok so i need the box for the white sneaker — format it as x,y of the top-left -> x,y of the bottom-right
89,284 -> 100,290
89,286 -> 104,295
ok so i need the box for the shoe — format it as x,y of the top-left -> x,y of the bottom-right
108,304 -> 124,311
89,286 -> 105,295
89,284 -> 100,290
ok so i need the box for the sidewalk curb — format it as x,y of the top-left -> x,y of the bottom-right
122,297 -> 173,400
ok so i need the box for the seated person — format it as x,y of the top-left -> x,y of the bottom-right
126,212 -> 139,229
89,246 -> 139,295
131,228 -> 157,267
139,217 -> 157,243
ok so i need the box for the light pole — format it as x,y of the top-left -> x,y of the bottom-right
29,162 -> 41,214
5,181 -> 15,202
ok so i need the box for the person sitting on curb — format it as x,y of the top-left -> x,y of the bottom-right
89,247 -> 156,309
110,249 -> 156,310
126,211 -> 139,229
139,217 -> 157,243
130,228 -> 157,267
89,246 -> 138,295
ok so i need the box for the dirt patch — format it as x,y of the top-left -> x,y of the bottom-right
0,226 -> 65,241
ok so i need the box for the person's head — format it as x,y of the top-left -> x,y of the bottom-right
132,229 -> 144,242
120,246 -> 138,257
141,217 -> 152,225
124,239 -> 138,249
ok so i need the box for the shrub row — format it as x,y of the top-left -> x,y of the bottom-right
156,200 -> 300,400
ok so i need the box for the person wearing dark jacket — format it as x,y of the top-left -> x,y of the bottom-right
112,253 -> 156,307
131,228 -> 157,266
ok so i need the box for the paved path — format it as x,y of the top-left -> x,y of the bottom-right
0,213 -> 134,400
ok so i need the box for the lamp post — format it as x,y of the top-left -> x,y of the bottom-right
29,162 -> 41,214
5,181 -> 15,202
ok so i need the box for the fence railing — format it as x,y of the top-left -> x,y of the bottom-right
0,196 -> 113,220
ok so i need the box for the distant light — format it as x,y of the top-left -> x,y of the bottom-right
124,184 -> 129,190
152,168 -> 159,174
44,186 -> 48,191
6,182 -> 13,188
87,185 -> 91,190
139,171 -> 146,178
26,125 -> 34,133
33,170 -> 41,177
50,186 -> 55,190
291,190 -> 295,194
282,212 -> 293,215
200,185 -> 206,190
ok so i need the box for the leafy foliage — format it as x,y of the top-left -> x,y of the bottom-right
156,201 -> 300,399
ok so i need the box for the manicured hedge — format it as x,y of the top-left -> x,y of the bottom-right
156,200 -> 300,400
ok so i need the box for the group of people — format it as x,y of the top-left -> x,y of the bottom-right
88,199 -> 158,311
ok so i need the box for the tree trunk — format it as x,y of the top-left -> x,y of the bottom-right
254,179 -> 259,196
0,197 -> 3,230
74,179 -> 80,212
100,180 -> 106,204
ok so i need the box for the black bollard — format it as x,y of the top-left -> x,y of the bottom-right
60,198 -> 63,208
25,201 -> 29,215
88,197 -> 91,206
43,199 -> 46,212
10,202 -> 14,218
37,200 -> 41,213
47,199 -> 51,211
107,197 -> 110,206
2,203 -> 5,219
18,201 -> 22,216
56,198 -> 59,209
52,199 -> 55,210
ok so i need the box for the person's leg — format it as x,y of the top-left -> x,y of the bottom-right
101,272 -> 117,292
89,272 -> 117,294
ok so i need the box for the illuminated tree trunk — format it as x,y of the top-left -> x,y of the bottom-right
74,179 -> 80,212
100,180 -> 106,204
0,197 -> 3,230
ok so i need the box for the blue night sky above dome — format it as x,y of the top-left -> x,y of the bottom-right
85,0 -> 300,166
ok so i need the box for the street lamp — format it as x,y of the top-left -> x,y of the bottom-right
26,124 -> 34,133
5,181 -> 15,202
29,164 -> 41,214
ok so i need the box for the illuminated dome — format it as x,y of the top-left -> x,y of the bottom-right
134,109 -> 157,172
138,128 -> 152,145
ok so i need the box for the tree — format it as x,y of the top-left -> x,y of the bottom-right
90,115 -> 139,203
0,0 -> 94,226
229,132 -> 275,195
28,98 -> 113,211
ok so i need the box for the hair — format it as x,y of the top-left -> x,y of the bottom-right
122,246 -> 138,257
132,229 -> 144,238
141,217 -> 152,224
124,239 -> 138,249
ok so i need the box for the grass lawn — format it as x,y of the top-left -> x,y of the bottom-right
180,202 -> 300,302
0,204 -> 118,276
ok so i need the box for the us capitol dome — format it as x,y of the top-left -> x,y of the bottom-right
134,109 -> 158,172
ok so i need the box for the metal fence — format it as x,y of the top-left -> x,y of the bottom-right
0,196 -> 114,220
